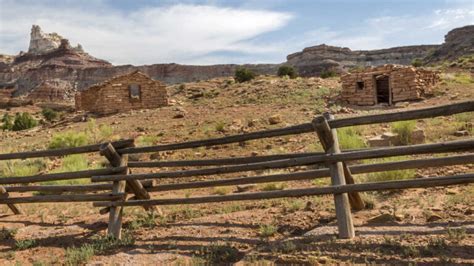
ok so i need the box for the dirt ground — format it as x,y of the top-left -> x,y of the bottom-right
0,73 -> 473,264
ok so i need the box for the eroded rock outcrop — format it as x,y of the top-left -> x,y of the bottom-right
285,44 -> 440,76
424,25 -> 474,63
28,25 -> 84,55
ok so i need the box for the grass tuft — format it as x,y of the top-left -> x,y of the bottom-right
259,224 -> 277,238
337,127 -> 367,150
260,182 -> 286,191
392,120 -> 416,145
363,156 -> 415,182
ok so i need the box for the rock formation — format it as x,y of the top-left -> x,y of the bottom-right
424,25 -> 474,63
286,44 -> 440,76
0,24 -> 472,104
28,25 -> 63,54
28,25 -> 84,55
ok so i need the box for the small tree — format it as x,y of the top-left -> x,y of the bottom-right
277,65 -> 297,79
42,108 -> 59,122
234,68 -> 255,83
12,113 -> 38,131
1,113 -> 13,131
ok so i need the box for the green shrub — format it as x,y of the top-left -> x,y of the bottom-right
285,199 -> 304,212
86,119 -> 114,143
365,168 -> 415,182
259,224 -> 277,238
260,182 -> 286,191
337,127 -> 367,150
234,68 -> 255,83
65,244 -> 95,266
320,70 -> 337,78
198,243 -> 242,264
12,112 -> 37,131
15,239 -> 38,250
392,120 -> 416,145
127,212 -> 162,230
411,58 -> 423,67
65,233 -> 134,265
1,113 -> 13,131
277,65 -> 297,79
452,73 -> 473,84
41,108 -> 59,122
49,131 -> 89,149
136,135 -> 160,146
0,158 -> 47,177
364,157 -> 415,182
454,112 -> 474,134
38,155 -> 91,188
53,155 -> 89,173
212,186 -> 231,195
91,233 -> 134,252
215,121 -> 226,132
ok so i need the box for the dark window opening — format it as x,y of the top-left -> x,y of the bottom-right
356,81 -> 364,90
129,84 -> 141,100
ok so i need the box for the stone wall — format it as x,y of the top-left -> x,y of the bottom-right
76,72 -> 168,115
341,65 -> 440,105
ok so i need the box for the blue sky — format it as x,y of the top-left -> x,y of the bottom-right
0,0 -> 473,65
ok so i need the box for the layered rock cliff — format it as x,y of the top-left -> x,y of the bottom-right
0,24 -> 472,103
424,25 -> 474,63
286,44 -> 440,76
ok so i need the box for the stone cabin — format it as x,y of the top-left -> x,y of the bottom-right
341,65 -> 439,105
75,71 -> 168,115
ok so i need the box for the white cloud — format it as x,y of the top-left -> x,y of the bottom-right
0,0 -> 292,64
293,5 -> 474,52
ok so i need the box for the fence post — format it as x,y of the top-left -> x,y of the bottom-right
312,113 -> 355,239
100,143 -> 127,239
318,113 -> 365,210
0,186 -> 22,214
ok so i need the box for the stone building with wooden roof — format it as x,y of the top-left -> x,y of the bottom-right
75,71 -> 168,115
340,65 -> 439,106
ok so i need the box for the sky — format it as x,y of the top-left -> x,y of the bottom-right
0,0 -> 473,65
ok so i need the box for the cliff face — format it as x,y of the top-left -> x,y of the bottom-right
0,25 -> 472,103
424,25 -> 474,63
285,44 -> 440,76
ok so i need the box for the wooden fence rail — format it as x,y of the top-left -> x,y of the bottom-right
144,153 -> 473,193
0,139 -> 134,161
1,193 -> 125,204
4,180 -> 156,193
92,139 -> 474,182
127,151 -> 328,168
93,173 -> 474,207
0,167 -> 127,185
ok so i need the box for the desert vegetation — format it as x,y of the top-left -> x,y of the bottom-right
0,27 -> 472,266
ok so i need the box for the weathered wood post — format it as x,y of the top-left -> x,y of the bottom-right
0,186 -> 22,214
313,113 -> 355,239
318,113 -> 365,210
100,143 -> 128,239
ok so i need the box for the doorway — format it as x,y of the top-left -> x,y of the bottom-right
375,75 -> 390,104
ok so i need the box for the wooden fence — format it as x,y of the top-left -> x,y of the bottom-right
1,100 -> 473,240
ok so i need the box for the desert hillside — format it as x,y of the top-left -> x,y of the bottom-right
0,68 -> 473,264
